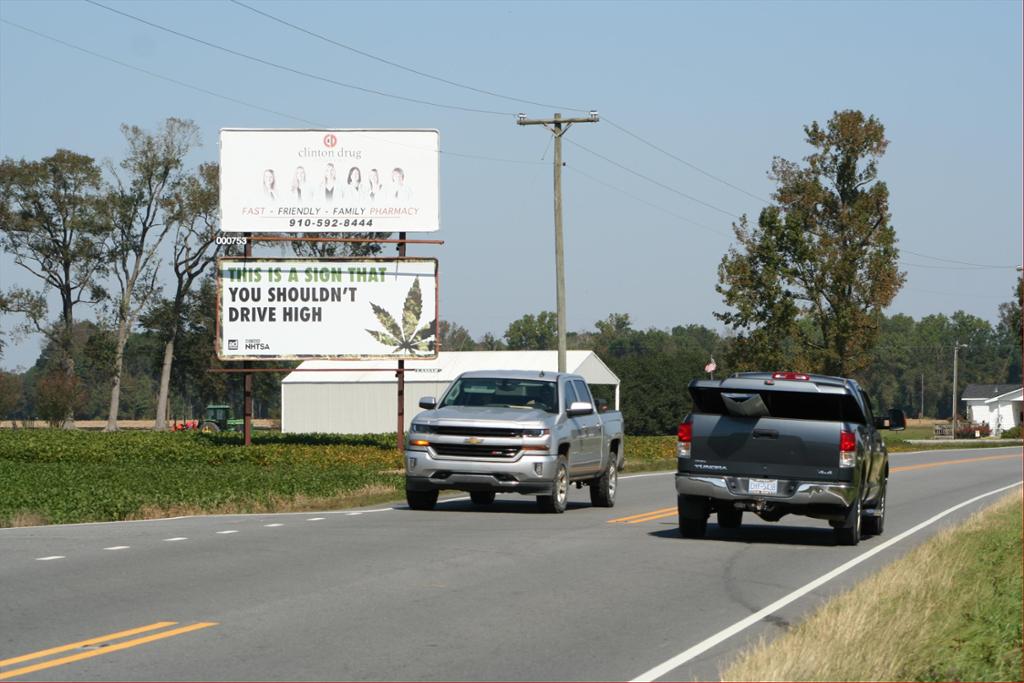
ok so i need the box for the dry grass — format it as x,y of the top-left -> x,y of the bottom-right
722,492 -> 1023,682
0,510 -> 51,528
123,483 -> 403,520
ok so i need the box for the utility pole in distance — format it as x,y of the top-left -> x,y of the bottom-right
951,340 -> 967,438
517,111 -> 599,372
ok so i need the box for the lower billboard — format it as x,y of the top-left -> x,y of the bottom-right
216,258 -> 438,360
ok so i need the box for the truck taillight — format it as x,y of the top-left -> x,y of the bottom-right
839,430 -> 856,468
677,422 -> 692,458
772,372 -> 810,380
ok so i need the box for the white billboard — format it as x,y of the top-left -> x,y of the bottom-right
219,129 -> 439,233
216,258 -> 438,360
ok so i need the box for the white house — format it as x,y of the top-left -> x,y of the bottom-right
961,383 -> 1023,435
281,350 -> 621,434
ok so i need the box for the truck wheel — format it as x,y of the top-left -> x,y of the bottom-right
406,489 -> 438,511
678,494 -> 708,538
717,508 -> 743,529
537,461 -> 568,514
835,496 -> 862,546
589,460 -> 617,508
862,482 -> 886,536
200,421 -> 220,433
470,491 -> 496,505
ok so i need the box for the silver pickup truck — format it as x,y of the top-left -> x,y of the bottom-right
404,370 -> 625,513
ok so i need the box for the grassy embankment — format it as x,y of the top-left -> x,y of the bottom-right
723,491 -> 1023,682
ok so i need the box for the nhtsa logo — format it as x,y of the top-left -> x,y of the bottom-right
227,339 -> 239,350
245,339 -> 270,351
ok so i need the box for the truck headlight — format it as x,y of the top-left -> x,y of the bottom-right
410,423 -> 434,434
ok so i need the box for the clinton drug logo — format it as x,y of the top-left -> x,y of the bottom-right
323,133 -> 337,148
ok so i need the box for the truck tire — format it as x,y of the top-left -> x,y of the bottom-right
678,494 -> 708,538
406,489 -> 439,511
835,496 -> 862,546
200,421 -> 220,433
537,460 -> 568,514
589,460 -> 617,508
862,481 -> 886,536
717,508 -> 743,529
470,491 -> 496,505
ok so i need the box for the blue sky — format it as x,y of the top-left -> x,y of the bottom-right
1,0 -> 1021,371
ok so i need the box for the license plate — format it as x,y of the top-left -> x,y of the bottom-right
748,478 -> 778,495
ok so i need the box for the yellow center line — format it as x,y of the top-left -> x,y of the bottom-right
608,506 -> 675,524
892,453 -> 1022,472
0,622 -> 176,668
0,622 -> 218,681
610,452 -> 1023,526
624,511 -> 676,524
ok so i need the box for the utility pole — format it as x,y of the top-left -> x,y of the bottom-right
920,373 -> 924,419
517,111 -> 599,372
951,340 -> 966,439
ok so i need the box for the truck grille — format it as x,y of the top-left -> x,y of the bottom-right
433,426 -> 523,438
431,444 -> 520,458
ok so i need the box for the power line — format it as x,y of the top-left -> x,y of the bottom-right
228,0 -> 768,210
901,248 -> 1017,269
902,286 -> 1005,300
566,164 -> 732,239
601,117 -> 770,204
1,19 -> 317,125
900,261 -> 1015,271
84,0 -> 512,117
565,138 -> 744,219
228,0 -> 588,115
0,19 -> 547,167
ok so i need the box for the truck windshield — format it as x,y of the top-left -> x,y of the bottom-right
440,378 -> 558,413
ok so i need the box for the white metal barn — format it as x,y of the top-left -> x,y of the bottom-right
281,350 -> 621,434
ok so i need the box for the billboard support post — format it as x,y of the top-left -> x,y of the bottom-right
243,235 -> 253,446
397,232 -> 407,452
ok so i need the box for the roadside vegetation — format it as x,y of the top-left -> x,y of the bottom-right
3,430 -> 1016,526
723,492 -> 1023,682
0,430 -> 403,526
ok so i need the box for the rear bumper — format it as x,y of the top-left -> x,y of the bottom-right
675,474 -> 856,508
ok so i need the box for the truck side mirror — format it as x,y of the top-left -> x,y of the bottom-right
418,396 -> 437,410
567,401 -> 594,417
888,409 -> 906,431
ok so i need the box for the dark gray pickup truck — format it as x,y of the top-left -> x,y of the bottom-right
676,371 -> 906,545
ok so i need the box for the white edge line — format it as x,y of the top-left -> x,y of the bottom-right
35,555 -> 65,561
3,447 -> 1017,531
629,480 -> 1024,683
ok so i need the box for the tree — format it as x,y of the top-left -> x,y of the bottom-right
997,275 -> 1023,383
505,311 -> 557,350
437,320 -> 475,351
0,371 -> 22,421
104,118 -> 200,430
150,162 -> 221,430
35,369 -> 85,427
717,110 -> 904,376
0,149 -> 107,427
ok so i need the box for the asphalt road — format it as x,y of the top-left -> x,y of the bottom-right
1,445 -> 1021,682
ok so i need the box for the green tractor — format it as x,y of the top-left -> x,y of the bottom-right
200,404 -> 245,433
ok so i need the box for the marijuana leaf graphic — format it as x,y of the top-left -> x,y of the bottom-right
366,277 -> 436,354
